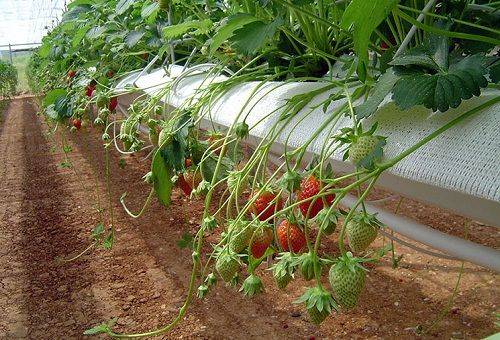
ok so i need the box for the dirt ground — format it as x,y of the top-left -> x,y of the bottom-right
0,98 -> 498,339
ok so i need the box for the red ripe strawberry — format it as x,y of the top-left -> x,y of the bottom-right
108,97 -> 118,111
184,170 -> 202,191
72,119 -> 82,130
177,174 -> 193,196
277,220 -> 306,253
250,191 -> 283,221
185,158 -> 192,168
250,227 -> 273,258
68,70 -> 76,78
297,175 -> 334,219
86,84 -> 96,97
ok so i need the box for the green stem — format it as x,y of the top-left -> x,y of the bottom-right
395,7 -> 500,45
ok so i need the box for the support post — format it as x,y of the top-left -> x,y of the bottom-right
8,43 -> 13,64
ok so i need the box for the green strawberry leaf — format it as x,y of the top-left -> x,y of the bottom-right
159,112 -> 191,171
488,60 -> 500,84
83,323 -> 109,335
83,318 -> 117,335
390,28 -> 491,112
177,232 -> 194,249
141,2 -> 159,20
162,19 -> 213,39
151,149 -> 173,207
86,26 -> 107,40
210,14 -> 260,53
125,30 -> 145,48
43,88 -> 67,107
116,0 -> 135,15
355,69 -> 400,119
340,0 -> 398,79
102,232 -> 114,250
392,55 -> 489,112
91,223 -> 105,239
230,17 -> 283,55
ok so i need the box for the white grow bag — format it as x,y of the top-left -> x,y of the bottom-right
115,65 -> 500,272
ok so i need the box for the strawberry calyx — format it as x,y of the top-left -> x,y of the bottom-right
296,251 -> 318,281
333,251 -> 369,273
270,252 -> 296,290
294,286 -> 338,325
279,169 -> 301,192
240,274 -> 264,297
350,212 -> 383,229
314,208 -> 340,235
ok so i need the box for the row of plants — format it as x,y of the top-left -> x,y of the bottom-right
27,0 -> 499,337
0,59 -> 18,98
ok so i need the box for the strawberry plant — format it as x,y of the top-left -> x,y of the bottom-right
0,60 -> 17,98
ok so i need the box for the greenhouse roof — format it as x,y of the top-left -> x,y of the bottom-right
0,0 -> 66,48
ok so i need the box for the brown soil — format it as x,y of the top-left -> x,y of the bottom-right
0,98 -> 498,339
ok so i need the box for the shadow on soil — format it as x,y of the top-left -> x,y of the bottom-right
18,99 -> 103,337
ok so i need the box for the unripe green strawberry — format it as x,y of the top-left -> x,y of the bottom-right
271,252 -> 295,290
349,135 -> 380,165
295,286 -> 337,325
346,213 -> 380,253
275,272 -> 292,290
329,253 -> 366,309
228,221 -> 254,254
215,253 -> 240,283
307,305 -> 330,325
299,252 -> 316,281
240,274 -> 264,297
315,208 -> 339,236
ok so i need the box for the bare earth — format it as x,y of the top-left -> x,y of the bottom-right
0,98 -> 498,339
